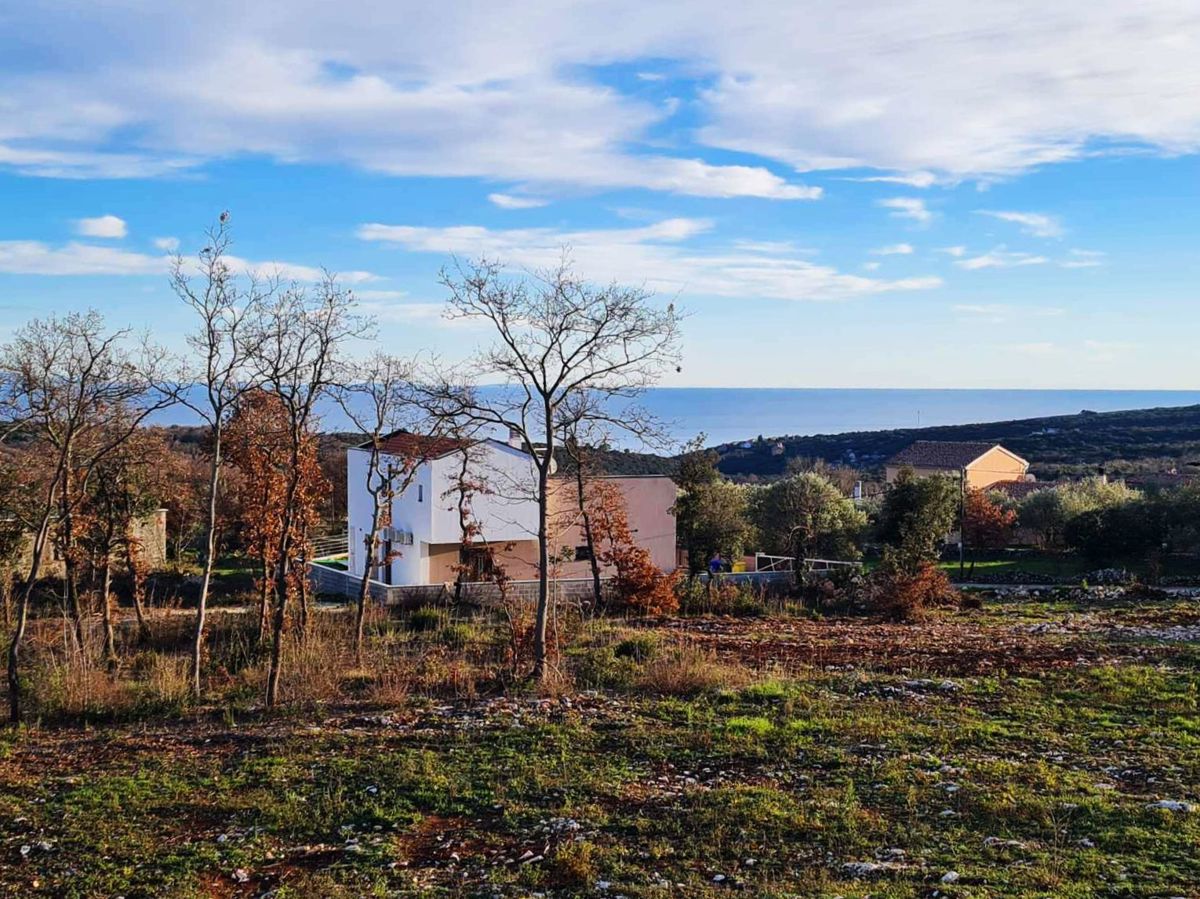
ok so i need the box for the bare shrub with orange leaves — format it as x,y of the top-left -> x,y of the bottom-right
869,556 -> 959,622
586,479 -> 679,615
224,389 -> 329,640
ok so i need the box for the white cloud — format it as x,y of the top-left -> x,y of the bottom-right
1009,338 -> 1134,362
7,4 -> 1197,190
351,289 -> 408,301
977,210 -> 1064,238
1083,339 -> 1135,362
871,243 -> 914,256
879,197 -> 931,224
848,172 -> 937,188
0,239 -> 376,282
862,261 -> 881,271
488,193 -> 550,209
358,217 -> 941,302
0,22 -> 819,200
956,247 -> 1049,270
153,236 -> 179,252
1010,341 -> 1057,357
938,246 -> 968,257
954,303 -> 1064,323
0,144 -> 198,179
693,3 -> 1200,177
218,255 -> 377,285
0,241 -> 161,275
75,215 -> 127,239
1061,248 -> 1106,268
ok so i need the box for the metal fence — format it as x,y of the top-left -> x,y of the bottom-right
307,560 -> 615,608
310,534 -> 349,559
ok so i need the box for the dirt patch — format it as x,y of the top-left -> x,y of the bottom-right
637,616 -> 1179,675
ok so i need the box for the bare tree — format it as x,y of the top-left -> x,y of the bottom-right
249,280 -> 369,708
428,258 -> 680,679
555,388 -> 672,614
1,311 -> 169,723
86,423 -> 173,660
333,352 -> 431,662
441,439 -> 495,604
171,216 -> 270,697
558,415 -> 606,612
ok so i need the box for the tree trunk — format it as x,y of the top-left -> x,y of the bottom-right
452,452 -> 471,607
572,460 -> 603,612
7,512 -> 53,724
100,553 -> 116,665
125,538 -> 152,644
61,498 -> 85,651
256,559 -> 270,644
265,586 -> 287,708
191,444 -> 222,697
296,523 -> 310,639
354,505 -> 380,665
7,583 -> 32,724
533,463 -> 550,680
266,457 -> 304,709
1,571 -> 11,628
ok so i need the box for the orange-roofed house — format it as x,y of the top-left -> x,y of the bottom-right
884,441 -> 1030,490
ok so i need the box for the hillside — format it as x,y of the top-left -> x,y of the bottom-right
715,403 -> 1200,480
158,403 -> 1200,483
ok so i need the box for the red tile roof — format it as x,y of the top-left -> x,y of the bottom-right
368,431 -> 471,460
886,440 -> 1001,469
987,479 -> 1047,500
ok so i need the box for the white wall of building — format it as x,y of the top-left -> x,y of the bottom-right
346,439 -> 541,586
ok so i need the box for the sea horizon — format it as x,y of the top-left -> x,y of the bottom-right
151,386 -> 1200,451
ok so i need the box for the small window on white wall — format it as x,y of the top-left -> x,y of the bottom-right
418,484 -> 424,502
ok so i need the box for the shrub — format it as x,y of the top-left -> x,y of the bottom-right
869,559 -> 958,622
614,633 -> 659,662
959,591 -> 984,610
569,646 -> 639,690
407,606 -> 446,633
726,715 -> 774,737
438,623 -> 474,649
798,566 -> 867,613
636,644 -> 751,695
677,578 -> 770,616
586,479 -> 680,615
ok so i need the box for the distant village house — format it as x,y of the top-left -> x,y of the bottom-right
885,441 -> 1030,490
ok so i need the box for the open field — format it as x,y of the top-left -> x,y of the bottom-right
2,594 -> 1198,898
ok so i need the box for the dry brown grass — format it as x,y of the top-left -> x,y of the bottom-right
6,595 -> 766,720
634,641 -> 753,695
5,600 -> 526,720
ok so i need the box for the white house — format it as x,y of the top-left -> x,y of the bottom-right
347,432 -> 540,585
346,431 -> 678,587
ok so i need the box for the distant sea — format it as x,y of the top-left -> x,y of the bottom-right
619,388 -> 1200,449
153,387 -> 1200,450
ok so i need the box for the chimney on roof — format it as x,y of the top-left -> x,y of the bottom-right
852,480 -> 863,500
507,427 -> 524,450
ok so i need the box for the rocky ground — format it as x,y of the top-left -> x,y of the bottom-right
1,593 -> 1198,897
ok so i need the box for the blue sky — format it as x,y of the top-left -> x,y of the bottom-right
1,1 -> 1199,388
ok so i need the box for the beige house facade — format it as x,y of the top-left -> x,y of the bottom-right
425,475 -> 678,583
885,441 -> 1030,490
